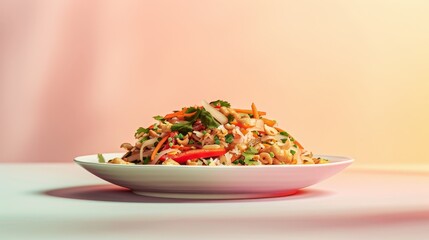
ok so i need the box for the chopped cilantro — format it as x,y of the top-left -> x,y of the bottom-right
135,127 -> 149,136
269,152 -> 275,158
142,157 -> 151,164
189,139 -> 195,144
202,130 -> 207,135
199,109 -> 220,129
153,115 -> 165,121
176,133 -> 184,139
290,149 -> 296,155
248,114 -> 254,118
227,114 -> 234,123
280,131 -> 289,137
214,135 -> 220,145
171,122 -> 193,134
185,107 -> 220,129
281,139 -> 287,143
233,158 -> 246,165
293,144 -> 297,148
209,100 -> 231,108
225,133 -> 234,143
139,136 -> 149,143
169,142 -> 173,147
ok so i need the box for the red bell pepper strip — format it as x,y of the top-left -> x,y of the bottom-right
159,148 -> 227,164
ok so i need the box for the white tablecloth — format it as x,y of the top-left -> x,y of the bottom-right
1,164 -> 428,240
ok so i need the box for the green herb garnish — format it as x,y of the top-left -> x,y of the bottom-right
290,149 -> 296,155
209,100 -> 231,108
176,133 -> 184,139
227,114 -> 234,123
280,131 -> 289,137
171,122 -> 193,134
153,115 -> 165,122
214,135 -> 220,145
135,127 -> 149,136
185,107 -> 220,129
97,153 -> 105,163
199,109 -> 220,129
225,133 -> 234,143
242,147 -> 259,165
142,157 -> 151,164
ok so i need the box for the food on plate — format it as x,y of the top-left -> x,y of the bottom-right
101,100 -> 328,166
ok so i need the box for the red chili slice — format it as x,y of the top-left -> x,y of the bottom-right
159,148 -> 227,164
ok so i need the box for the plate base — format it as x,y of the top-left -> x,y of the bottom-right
132,190 -> 298,200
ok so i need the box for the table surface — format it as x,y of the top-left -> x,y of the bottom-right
1,163 -> 429,240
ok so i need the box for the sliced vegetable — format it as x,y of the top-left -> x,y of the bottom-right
233,109 -> 266,116
150,135 -> 169,162
262,117 -> 276,127
140,137 -> 158,161
202,100 -> 228,125
246,119 -> 265,132
251,102 -> 260,119
164,110 -> 196,120
152,148 -> 181,164
160,148 -> 227,164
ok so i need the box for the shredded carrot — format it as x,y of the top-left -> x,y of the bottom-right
151,135 -> 169,161
235,121 -> 250,129
262,117 -> 276,127
275,127 -> 304,150
234,109 -> 266,116
240,128 -> 248,134
251,103 -> 260,119
183,112 -> 196,117
164,110 -> 196,119
164,111 -> 183,119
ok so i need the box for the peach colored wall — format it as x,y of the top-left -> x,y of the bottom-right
1,1 -> 428,165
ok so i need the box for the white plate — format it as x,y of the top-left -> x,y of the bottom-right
74,153 -> 353,199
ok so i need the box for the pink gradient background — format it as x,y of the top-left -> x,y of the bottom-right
1,1 -> 428,165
